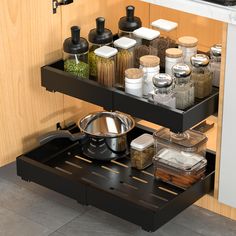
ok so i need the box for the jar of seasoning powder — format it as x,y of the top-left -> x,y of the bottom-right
165,48 -> 183,76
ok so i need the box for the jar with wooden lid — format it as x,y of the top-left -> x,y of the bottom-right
190,54 -> 213,99
172,63 -> 194,110
94,46 -> 118,87
139,55 -> 160,97
178,36 -> 198,65
165,48 -> 183,76
125,68 -> 143,97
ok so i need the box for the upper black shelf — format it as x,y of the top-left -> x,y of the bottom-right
41,60 -> 219,133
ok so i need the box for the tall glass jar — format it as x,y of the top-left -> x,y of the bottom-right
178,36 -> 198,65
165,48 -> 183,76
210,44 -> 222,87
190,54 -> 213,99
114,37 -> 137,88
152,73 -> 176,108
88,17 -> 113,79
172,63 -> 195,110
139,55 -> 160,97
94,46 -> 118,87
133,27 -> 160,68
63,26 -> 89,79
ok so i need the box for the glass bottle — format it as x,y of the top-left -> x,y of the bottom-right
210,44 -> 222,87
165,48 -> 183,76
190,54 -> 213,99
88,17 -> 113,79
172,63 -> 194,110
152,73 -> 176,108
63,26 -> 89,79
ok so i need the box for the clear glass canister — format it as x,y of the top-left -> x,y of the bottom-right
210,44 -> 222,87
153,127 -> 208,157
114,37 -> 137,88
190,54 -> 213,99
178,36 -> 198,65
172,63 -> 194,110
133,27 -> 160,68
152,73 -> 176,108
165,48 -> 183,76
139,55 -> 160,97
125,68 -> 144,97
63,26 -> 89,79
118,5 -> 142,40
88,17 -> 113,79
130,133 -> 154,170
94,46 -> 118,87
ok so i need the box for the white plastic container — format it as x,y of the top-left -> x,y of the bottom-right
165,48 -> 183,76
130,133 -> 154,170
151,19 -> 178,32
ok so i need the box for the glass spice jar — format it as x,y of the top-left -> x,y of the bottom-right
190,54 -> 213,99
133,27 -> 160,68
178,36 -> 198,65
94,46 -> 118,87
63,26 -> 89,79
152,73 -> 176,108
88,17 -> 113,79
139,55 -> 160,97
210,44 -> 222,87
125,68 -> 144,97
114,37 -> 137,88
172,63 -> 195,110
165,48 -> 183,76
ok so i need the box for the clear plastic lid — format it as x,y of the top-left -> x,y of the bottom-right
131,133 -> 154,151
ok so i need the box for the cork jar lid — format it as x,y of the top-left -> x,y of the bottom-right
166,48 -> 183,58
178,36 -> 198,47
125,68 -> 143,79
140,55 -> 160,67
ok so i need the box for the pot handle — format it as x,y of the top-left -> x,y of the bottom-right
38,130 -> 86,145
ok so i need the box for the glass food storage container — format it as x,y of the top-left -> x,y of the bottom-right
94,46 -> 118,87
130,133 -> 154,170
178,36 -> 198,65
172,63 -> 195,110
133,27 -> 160,68
139,55 -> 160,97
153,128 -> 208,157
190,54 -> 213,99
151,73 -> 176,108
118,5 -> 142,39
88,17 -> 113,79
63,26 -> 89,79
165,48 -> 183,76
151,19 -> 178,69
210,44 -> 222,87
153,148 -> 207,189
114,37 -> 137,88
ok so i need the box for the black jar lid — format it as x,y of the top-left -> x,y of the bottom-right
118,5 -> 142,32
88,17 -> 113,45
63,26 -> 89,54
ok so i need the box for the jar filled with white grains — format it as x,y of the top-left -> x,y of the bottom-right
165,48 -> 183,76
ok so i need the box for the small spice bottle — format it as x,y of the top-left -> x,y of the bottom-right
178,36 -> 198,65
210,44 -> 222,87
88,17 -> 113,78
133,27 -> 160,68
94,46 -> 118,87
118,5 -> 142,39
125,68 -> 143,97
172,63 -> 195,110
165,48 -> 183,76
190,54 -> 213,99
139,55 -> 160,97
63,26 -> 89,79
152,73 -> 176,108
130,133 -> 154,170
114,37 -> 137,88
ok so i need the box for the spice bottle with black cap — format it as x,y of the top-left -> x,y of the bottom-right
88,17 -> 113,78
63,26 -> 89,79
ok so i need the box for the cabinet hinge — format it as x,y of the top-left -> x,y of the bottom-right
52,0 -> 73,14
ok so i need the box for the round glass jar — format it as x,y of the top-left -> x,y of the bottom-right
165,48 -> 183,76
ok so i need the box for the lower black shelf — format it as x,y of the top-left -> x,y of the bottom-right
17,125 -> 215,232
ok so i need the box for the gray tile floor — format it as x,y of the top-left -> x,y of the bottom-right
0,162 -> 236,236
